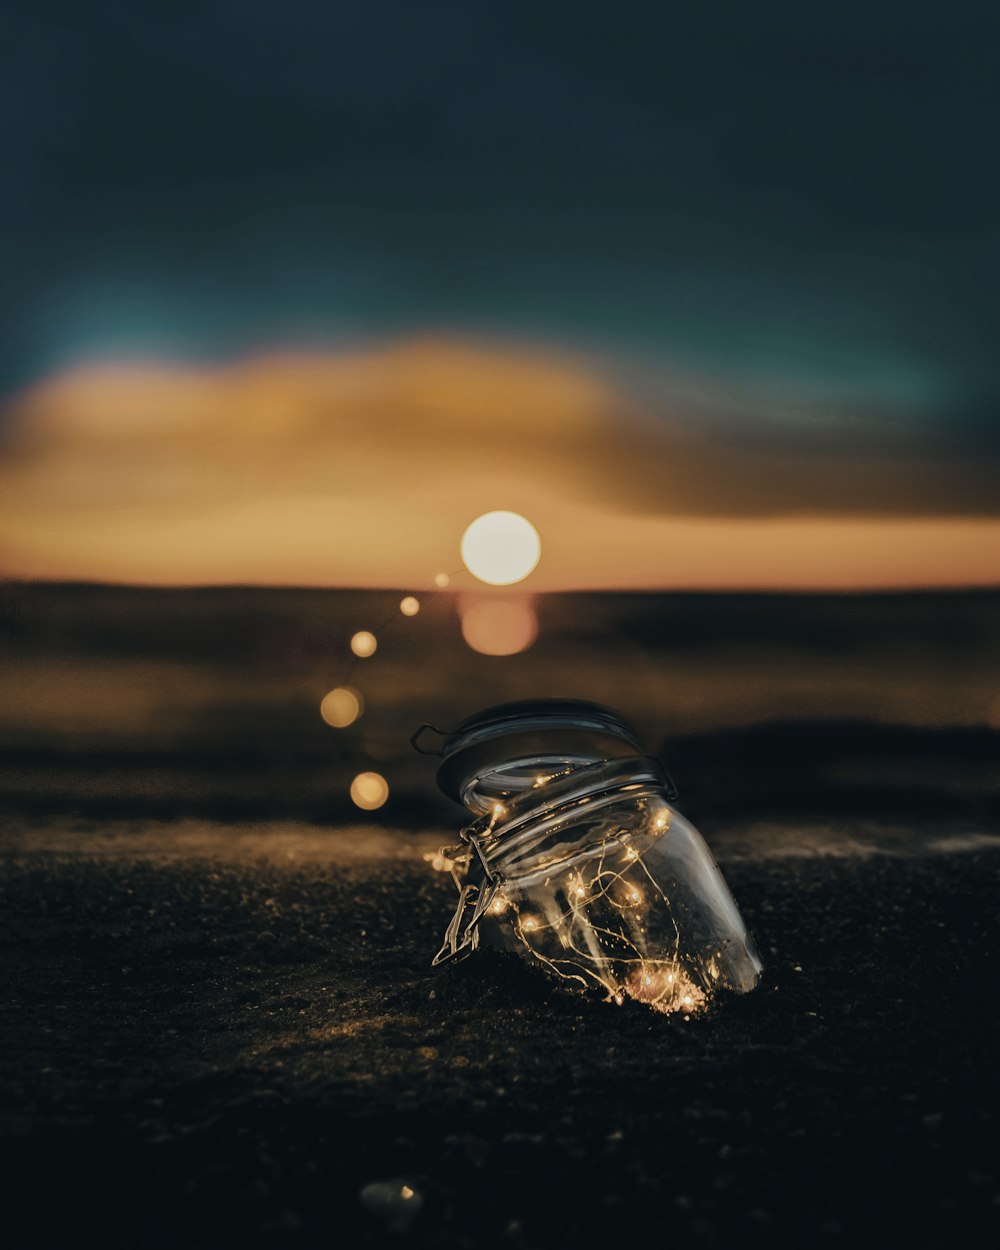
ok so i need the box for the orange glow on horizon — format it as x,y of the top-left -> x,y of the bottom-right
1,338 -> 997,591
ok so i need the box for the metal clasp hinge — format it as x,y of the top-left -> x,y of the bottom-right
432,831 -> 506,966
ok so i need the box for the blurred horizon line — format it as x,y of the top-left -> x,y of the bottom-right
4,577 -> 999,598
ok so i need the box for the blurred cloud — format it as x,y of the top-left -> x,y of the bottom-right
0,337 -> 998,589
1,1 -> 998,464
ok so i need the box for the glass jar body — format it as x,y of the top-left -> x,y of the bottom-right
467,758 -> 761,1012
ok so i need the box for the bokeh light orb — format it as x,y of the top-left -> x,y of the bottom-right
320,686 -> 364,728
350,630 -> 377,658
460,511 -> 541,586
350,771 -> 389,811
434,573 -> 451,588
460,597 -> 539,656
400,596 -> 420,617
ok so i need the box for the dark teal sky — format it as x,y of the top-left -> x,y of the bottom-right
2,0 -> 998,472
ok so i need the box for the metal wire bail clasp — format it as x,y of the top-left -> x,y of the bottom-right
410,723 -> 449,756
432,822 -> 506,966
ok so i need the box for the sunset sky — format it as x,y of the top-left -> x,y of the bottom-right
1,2 -> 998,588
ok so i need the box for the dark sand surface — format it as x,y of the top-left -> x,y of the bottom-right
2,823 -> 998,1249
2,585 -> 999,1246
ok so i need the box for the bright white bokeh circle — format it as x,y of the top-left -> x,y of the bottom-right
460,511 -> 541,586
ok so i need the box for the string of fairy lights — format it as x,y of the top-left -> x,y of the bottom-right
320,510 -> 542,812
427,778 -> 716,1017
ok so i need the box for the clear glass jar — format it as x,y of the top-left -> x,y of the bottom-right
417,700 -> 762,1015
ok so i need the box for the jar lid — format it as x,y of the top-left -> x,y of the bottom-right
415,699 -> 643,804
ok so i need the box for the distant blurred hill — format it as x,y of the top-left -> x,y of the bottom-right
2,583 -> 998,832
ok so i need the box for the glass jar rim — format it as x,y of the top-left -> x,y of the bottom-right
434,699 -> 643,806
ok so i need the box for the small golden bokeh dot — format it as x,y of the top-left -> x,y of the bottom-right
350,771 -> 389,811
319,686 -> 363,728
434,573 -> 450,588
400,596 -> 420,616
350,630 -> 377,658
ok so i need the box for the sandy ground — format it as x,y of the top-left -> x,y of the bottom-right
2,585 -> 998,1245
2,819 -> 998,1249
